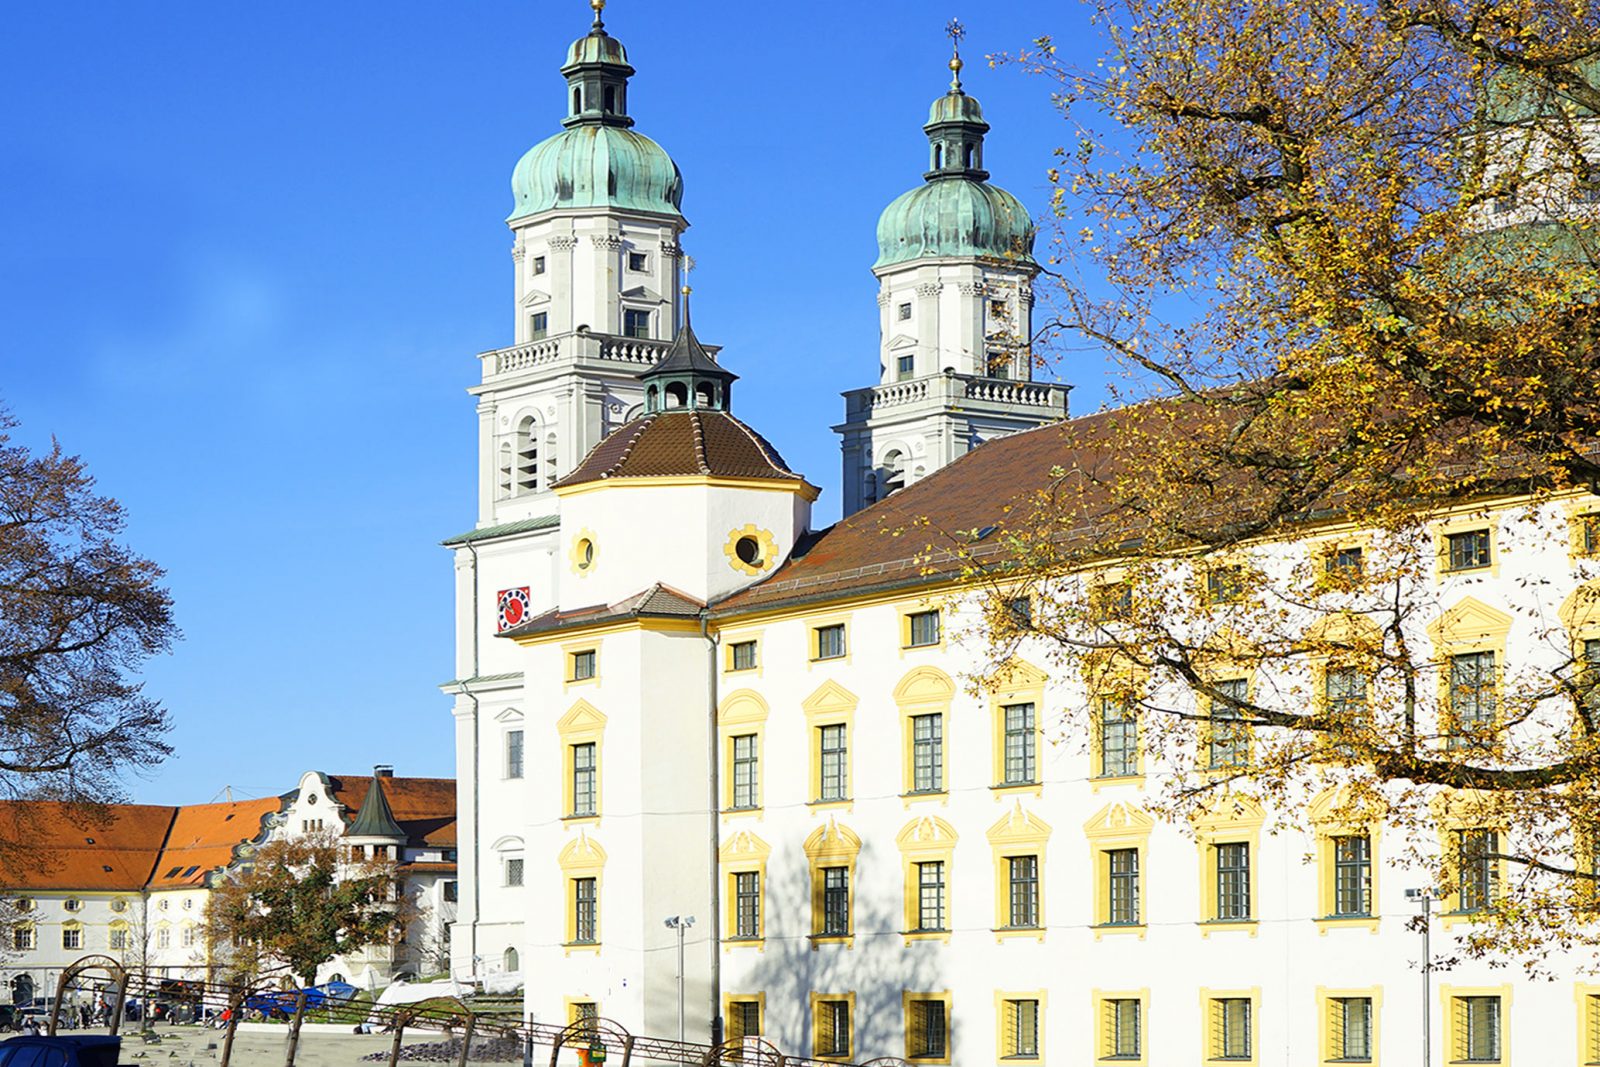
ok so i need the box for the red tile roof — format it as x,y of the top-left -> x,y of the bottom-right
556,411 -> 810,488
324,776 -> 456,849
148,798 -> 283,888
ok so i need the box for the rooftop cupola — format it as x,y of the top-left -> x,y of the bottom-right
346,768 -> 405,843
641,289 -> 738,413
562,0 -> 635,129
924,27 -> 990,181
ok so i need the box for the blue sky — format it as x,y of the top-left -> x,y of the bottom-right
0,1 -> 1113,805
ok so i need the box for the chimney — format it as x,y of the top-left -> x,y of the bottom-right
374,764 -> 394,778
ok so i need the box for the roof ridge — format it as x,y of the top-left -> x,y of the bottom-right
690,411 -> 710,474
600,415 -> 655,479
144,807 -> 183,889
723,414 -> 799,477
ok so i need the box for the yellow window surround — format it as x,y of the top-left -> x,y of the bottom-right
719,830 -> 771,949
723,993 -> 766,1044
557,834 -> 606,955
562,637 -> 601,689
1431,790 -> 1507,927
1192,798 -> 1264,936
1566,500 -> 1600,562
1092,988 -> 1149,1066
898,598 -> 948,656
722,629 -> 765,677
1433,512 -> 1501,580
1559,581 -> 1600,740
896,816 -> 958,944
1198,987 -> 1261,1067
1316,986 -> 1382,1067
901,990 -> 953,1065
557,699 -> 607,823
804,819 -> 861,948
803,680 -> 859,810
1426,597 -> 1512,753
1308,787 -> 1385,934
1083,801 -> 1154,939
806,612 -> 853,667
1439,984 -> 1511,1065
895,666 -> 956,804
810,991 -> 856,1062
1573,983 -> 1600,1067
988,803 -> 1052,941
718,689 -> 769,816
994,990 -> 1048,1065
988,659 -> 1048,796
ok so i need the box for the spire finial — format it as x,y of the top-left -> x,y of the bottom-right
945,18 -> 966,92
681,254 -> 695,327
591,0 -> 605,30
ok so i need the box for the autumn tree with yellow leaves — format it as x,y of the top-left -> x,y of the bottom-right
968,0 -> 1600,968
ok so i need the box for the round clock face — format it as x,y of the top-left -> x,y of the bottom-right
498,587 -> 532,631
503,598 -> 525,625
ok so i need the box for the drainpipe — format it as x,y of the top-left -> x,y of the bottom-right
700,612 -> 722,1048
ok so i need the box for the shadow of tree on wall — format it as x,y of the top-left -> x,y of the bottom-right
733,839 -> 944,1063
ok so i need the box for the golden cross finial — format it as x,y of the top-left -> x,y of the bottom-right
945,18 -> 966,91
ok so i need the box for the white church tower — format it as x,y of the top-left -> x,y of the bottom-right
834,32 -> 1069,516
443,0 -> 694,983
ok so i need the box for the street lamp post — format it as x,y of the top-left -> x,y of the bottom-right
662,916 -> 694,1052
1406,888 -> 1435,1066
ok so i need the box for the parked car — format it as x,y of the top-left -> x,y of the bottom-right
0,1035 -> 121,1067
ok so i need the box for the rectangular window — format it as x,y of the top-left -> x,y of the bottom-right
1215,842 -> 1251,921
1003,998 -> 1039,1060
989,298 -> 1008,319
987,351 -> 1010,379
911,713 -> 944,793
1446,529 -> 1492,571
731,734 -> 759,810
1456,829 -> 1498,912
1449,651 -> 1496,746
1453,996 -> 1501,1062
728,1000 -> 762,1041
822,867 -> 850,935
815,623 -> 846,660
1585,993 -> 1600,1064
181,926 -> 195,948
573,877 -> 598,943
62,928 -> 81,950
532,255 -> 546,275
1104,997 -> 1141,1059
1333,835 -> 1372,917
1099,696 -> 1138,778
11,926 -> 32,951
443,880 -> 458,903
1207,678 -> 1250,769
623,309 -> 651,338
815,998 -> 851,1058
570,742 -> 598,817
1106,847 -> 1140,926
505,857 -> 524,887
530,311 -> 548,339
818,724 -> 848,801
109,928 -> 128,951
897,354 -> 915,380
730,640 -> 758,671
1090,582 -> 1133,623
1330,996 -> 1373,1062
1002,702 -> 1036,785
1006,596 -> 1033,628
1583,514 -> 1600,556
1206,564 -> 1245,605
1007,855 -> 1039,928
907,998 -> 948,1060
898,302 -> 913,321
916,861 -> 946,931
571,649 -> 597,681
1211,998 -> 1252,1060
569,1002 -> 598,1029
627,251 -> 647,271
505,729 -> 524,779
1326,545 -> 1364,578
908,610 -> 941,647
734,871 -> 760,939
1583,638 -> 1600,730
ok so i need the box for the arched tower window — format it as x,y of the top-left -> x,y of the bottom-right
864,471 -> 878,507
573,87 -> 582,114
604,86 -> 616,113
503,947 -> 519,972
497,442 -> 514,499
882,450 -> 907,496
543,432 -> 558,489
666,382 -> 688,409
963,143 -> 975,169
695,382 -> 715,409
646,385 -> 659,413
933,144 -> 943,170
514,417 -> 539,494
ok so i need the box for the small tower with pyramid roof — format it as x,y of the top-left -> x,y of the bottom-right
344,766 -> 407,862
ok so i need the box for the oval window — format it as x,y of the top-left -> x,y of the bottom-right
735,536 -> 763,567
578,539 -> 595,569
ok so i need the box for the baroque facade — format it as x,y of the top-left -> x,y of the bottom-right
0,768 -> 456,999
447,6 -> 1600,1066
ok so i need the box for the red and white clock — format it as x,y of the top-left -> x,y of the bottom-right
497,587 -> 532,632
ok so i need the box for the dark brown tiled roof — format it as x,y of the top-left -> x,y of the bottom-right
325,775 -> 457,849
714,409 -> 1129,615
501,583 -> 705,639
556,411 -> 809,489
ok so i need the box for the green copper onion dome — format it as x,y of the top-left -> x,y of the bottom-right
508,1 -> 684,222
874,49 -> 1036,269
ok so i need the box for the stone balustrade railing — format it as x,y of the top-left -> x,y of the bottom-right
843,372 -> 1070,418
